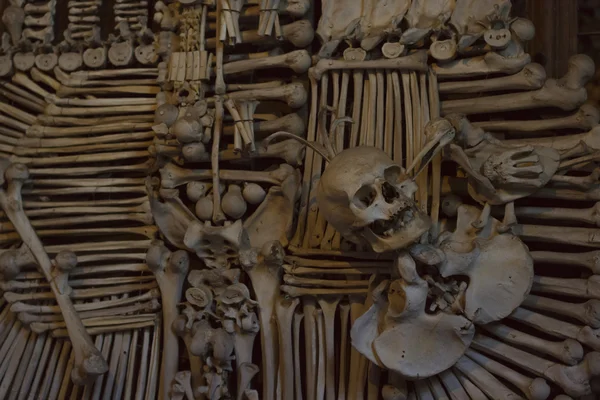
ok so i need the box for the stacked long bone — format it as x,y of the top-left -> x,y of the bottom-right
0,65 -> 165,398
148,0 -> 313,399
278,1 -> 600,400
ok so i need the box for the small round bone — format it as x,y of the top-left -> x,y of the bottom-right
523,294 -> 600,329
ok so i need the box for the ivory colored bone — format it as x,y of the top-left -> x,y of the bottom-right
509,307 -> 600,351
512,203 -> 600,226
223,113 -> 306,138
505,125 -> 600,152
438,63 -> 547,94
160,162 -> 296,188
223,50 -> 311,75
473,333 -> 600,397
474,103 -> 600,132
146,243 -> 189,400
311,51 -> 428,81
530,275 -> 600,300
433,51 -> 531,79
523,294 -> 600,329
206,19 -> 315,49
512,224 -> 600,248
454,355 -> 523,400
442,54 -> 595,115
465,348 -> 550,400
211,82 -> 308,108
0,163 -> 107,384
275,296 -> 299,400
481,322 -> 583,366
44,103 -> 156,116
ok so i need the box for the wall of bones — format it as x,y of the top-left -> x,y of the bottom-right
0,0 -> 599,399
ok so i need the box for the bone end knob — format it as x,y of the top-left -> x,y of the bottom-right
563,54 -> 596,90
283,20 -> 315,49
523,63 -> 547,88
0,249 -> 26,281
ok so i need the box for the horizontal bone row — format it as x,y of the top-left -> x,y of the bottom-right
0,62 -> 165,398
0,300 -> 161,400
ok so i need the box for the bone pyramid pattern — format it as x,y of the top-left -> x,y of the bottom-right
0,0 -> 599,399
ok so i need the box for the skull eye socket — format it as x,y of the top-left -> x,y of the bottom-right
353,185 -> 376,209
384,165 -> 405,184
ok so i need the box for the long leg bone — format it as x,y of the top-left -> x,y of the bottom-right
510,306 -> 600,350
474,103 -> 600,133
453,355 -> 523,400
438,63 -> 547,94
481,322 -> 584,366
442,54 -> 595,115
473,333 -> 600,397
522,294 -> 600,329
0,163 -> 107,384
275,295 -> 299,400
146,243 -> 189,400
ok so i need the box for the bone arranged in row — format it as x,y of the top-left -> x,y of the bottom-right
114,0 -> 147,27
66,0 -> 102,41
0,309 -> 160,399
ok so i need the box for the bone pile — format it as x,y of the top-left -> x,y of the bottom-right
0,1 -> 165,390
1,0 -> 600,399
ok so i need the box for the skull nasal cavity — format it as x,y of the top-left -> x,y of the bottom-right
382,182 -> 399,203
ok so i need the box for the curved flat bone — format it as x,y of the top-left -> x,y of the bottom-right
523,294 -> 600,329
473,333 -> 600,397
454,355 -> 523,400
310,51 -> 428,81
481,322 -> 583,366
438,63 -> 546,94
0,164 -> 107,384
474,103 -> 600,132
223,50 -> 311,75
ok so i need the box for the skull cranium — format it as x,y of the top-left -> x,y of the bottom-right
317,146 -> 431,253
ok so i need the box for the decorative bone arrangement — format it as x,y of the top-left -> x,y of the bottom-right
0,0 -> 599,400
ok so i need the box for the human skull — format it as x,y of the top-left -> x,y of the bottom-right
317,146 -> 431,253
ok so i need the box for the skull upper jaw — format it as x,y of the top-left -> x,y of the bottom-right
359,208 -> 432,253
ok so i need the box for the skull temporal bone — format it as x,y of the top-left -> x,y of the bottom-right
316,146 -> 431,253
